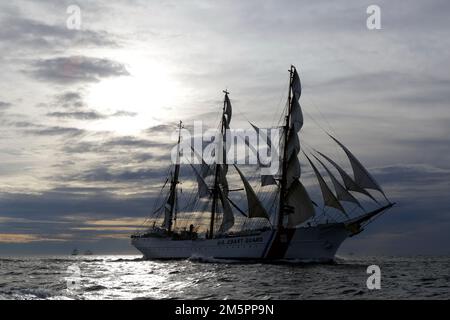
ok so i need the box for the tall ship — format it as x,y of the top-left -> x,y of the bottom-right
131,65 -> 395,261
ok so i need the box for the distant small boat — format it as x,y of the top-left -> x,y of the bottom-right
84,250 -> 93,255
71,249 -> 79,256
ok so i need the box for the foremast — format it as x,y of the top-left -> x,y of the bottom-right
278,66 -> 294,229
275,65 -> 314,229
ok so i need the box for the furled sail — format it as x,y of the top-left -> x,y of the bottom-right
313,155 -> 363,208
234,165 -> 270,220
286,129 -> 300,159
291,68 -> 302,99
328,134 -> 386,197
304,153 -> 347,216
286,179 -> 315,227
224,93 -> 232,127
316,150 -> 379,203
290,98 -> 304,133
218,186 -> 234,233
290,68 -> 303,133
285,66 -> 303,174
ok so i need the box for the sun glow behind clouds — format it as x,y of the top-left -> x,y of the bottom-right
87,58 -> 181,134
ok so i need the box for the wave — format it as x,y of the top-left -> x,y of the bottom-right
84,285 -> 107,292
20,288 -> 55,299
108,257 -> 144,262
187,254 -> 247,264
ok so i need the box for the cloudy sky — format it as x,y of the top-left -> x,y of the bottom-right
0,0 -> 449,255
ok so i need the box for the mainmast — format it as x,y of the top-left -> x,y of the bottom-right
277,66 -> 295,229
208,90 -> 229,239
166,120 -> 182,234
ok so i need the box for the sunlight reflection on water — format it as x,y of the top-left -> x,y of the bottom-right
0,255 -> 449,300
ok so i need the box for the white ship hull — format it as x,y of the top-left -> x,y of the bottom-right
132,223 -> 350,262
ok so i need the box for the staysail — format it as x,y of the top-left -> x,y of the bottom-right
189,163 -> 210,198
234,165 -> 270,220
286,151 -> 301,188
312,154 -> 363,208
190,146 -> 213,178
248,123 -> 277,186
316,150 -> 379,203
304,153 -> 347,216
286,179 -> 315,227
328,134 -> 387,198
250,122 -> 272,148
218,186 -> 234,233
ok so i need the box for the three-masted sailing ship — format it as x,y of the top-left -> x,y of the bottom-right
131,65 -> 394,261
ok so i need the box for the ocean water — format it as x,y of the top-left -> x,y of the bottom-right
0,255 -> 449,300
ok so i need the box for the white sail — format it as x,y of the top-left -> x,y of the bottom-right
305,154 -> 347,216
286,179 -> 315,227
189,164 -> 210,198
218,186 -> 234,233
190,146 -> 213,177
242,134 -> 264,168
234,165 -> 270,220
286,152 -> 301,188
313,155 -> 363,208
329,134 -> 385,196
316,150 -> 379,203
250,122 -> 272,148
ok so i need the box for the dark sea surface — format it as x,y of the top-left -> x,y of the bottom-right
0,255 -> 449,300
